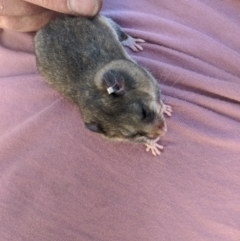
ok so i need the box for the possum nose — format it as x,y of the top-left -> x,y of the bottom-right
159,123 -> 167,132
148,121 -> 167,139
156,122 -> 167,136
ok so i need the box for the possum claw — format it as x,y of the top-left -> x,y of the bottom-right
162,104 -> 172,117
122,36 -> 145,52
145,138 -> 163,156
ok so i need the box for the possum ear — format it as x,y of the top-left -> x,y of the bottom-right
103,70 -> 126,96
85,123 -> 104,134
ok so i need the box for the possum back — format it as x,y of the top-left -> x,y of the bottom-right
34,15 -> 126,86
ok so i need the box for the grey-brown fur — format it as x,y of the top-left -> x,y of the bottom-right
34,15 -> 167,144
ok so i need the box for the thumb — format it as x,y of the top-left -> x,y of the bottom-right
24,0 -> 102,16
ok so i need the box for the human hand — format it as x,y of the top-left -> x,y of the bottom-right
0,0 -> 102,32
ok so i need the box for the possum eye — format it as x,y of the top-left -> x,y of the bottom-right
141,106 -> 148,120
133,103 -> 154,122
134,103 -> 146,119
85,122 -> 105,134
141,106 -> 154,122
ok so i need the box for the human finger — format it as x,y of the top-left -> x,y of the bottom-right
0,10 -> 58,32
0,0 -> 45,17
24,0 -> 103,16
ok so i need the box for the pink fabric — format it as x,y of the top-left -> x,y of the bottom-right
1,0 -> 240,240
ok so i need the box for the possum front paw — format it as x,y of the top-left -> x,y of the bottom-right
160,101 -> 172,117
145,137 -> 164,156
121,35 -> 145,52
145,103 -> 172,156
162,104 -> 172,117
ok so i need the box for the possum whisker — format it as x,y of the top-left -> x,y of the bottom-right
163,75 -> 182,103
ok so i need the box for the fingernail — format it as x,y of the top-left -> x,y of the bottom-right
68,0 -> 100,16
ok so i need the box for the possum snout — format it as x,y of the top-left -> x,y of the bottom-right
146,118 -> 167,140
156,121 -> 167,136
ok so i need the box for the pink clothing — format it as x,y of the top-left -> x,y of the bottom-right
0,0 -> 240,240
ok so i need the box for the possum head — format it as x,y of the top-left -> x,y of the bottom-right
82,60 -> 167,143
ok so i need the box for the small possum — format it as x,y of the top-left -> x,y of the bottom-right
34,14 -> 172,156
